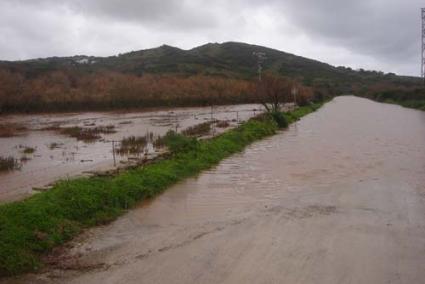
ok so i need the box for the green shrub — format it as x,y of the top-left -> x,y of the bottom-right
270,111 -> 288,128
156,130 -> 200,154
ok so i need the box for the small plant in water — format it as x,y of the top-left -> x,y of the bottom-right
181,122 -> 212,137
216,120 -> 230,128
0,156 -> 20,171
59,125 -> 116,142
102,125 -> 116,132
20,156 -> 31,163
153,134 -> 167,149
154,130 -> 199,154
22,146 -> 36,154
48,142 -> 63,150
60,127 -> 100,142
116,136 -> 147,155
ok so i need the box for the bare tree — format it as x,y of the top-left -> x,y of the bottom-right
256,73 -> 294,113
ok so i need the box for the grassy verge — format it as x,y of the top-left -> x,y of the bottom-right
362,88 -> 425,111
0,102 -> 324,276
382,99 -> 425,111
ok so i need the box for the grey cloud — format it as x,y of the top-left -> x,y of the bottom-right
269,0 -> 422,66
6,0 -> 218,30
0,0 -> 422,75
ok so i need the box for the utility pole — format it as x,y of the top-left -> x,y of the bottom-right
253,52 -> 266,81
112,140 -> 116,167
211,105 -> 214,121
175,113 -> 179,132
292,86 -> 298,106
421,8 -> 425,85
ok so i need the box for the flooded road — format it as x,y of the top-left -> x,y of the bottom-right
0,104 -> 259,202
9,96 -> 425,283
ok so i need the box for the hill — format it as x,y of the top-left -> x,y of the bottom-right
1,42 -> 419,79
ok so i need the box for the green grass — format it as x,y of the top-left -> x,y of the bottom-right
378,99 -> 425,111
283,102 -> 323,123
0,102 -> 324,276
398,100 -> 425,111
364,88 -> 425,112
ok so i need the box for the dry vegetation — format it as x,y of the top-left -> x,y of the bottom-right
0,71 -> 256,113
181,121 -> 212,137
0,42 -> 422,114
48,142 -> 63,150
116,136 -> 148,155
153,133 -> 169,149
58,125 -> 116,142
256,72 -> 314,113
361,82 -> 425,110
216,120 -> 230,128
0,123 -> 27,137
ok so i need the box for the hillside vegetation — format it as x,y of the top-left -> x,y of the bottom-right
0,42 -> 423,113
359,82 -> 425,111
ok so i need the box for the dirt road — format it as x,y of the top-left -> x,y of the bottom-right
8,96 -> 425,283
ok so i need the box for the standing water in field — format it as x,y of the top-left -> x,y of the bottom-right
0,104 -> 261,202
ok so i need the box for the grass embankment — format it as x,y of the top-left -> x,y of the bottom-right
364,88 -> 425,111
382,99 -> 425,111
0,102 -> 324,276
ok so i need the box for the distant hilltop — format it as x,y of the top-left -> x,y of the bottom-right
0,41 -> 418,83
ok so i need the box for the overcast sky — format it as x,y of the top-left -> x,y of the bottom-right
0,0 -> 423,76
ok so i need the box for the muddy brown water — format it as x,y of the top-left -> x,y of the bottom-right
5,96 -> 425,284
0,104 -> 260,203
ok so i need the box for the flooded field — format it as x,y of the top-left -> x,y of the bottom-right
11,96 -> 425,284
0,104 -> 261,202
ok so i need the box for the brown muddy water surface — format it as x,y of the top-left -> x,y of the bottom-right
5,96 -> 425,284
0,104 -> 260,202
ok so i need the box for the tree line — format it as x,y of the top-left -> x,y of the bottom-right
0,69 -> 320,113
